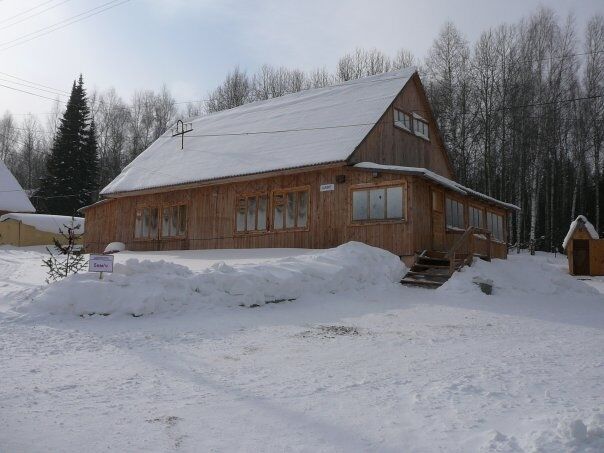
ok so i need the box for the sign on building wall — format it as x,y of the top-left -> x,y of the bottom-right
320,184 -> 335,192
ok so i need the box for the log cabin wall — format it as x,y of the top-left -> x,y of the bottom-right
84,167 -> 511,260
84,167 -> 416,255
349,73 -> 454,179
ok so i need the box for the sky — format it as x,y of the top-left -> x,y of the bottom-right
0,0 -> 602,119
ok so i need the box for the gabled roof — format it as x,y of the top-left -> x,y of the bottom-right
101,68 -> 417,195
0,159 -> 35,213
563,215 -> 599,249
355,162 -> 520,211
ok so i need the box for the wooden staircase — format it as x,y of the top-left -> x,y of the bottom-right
401,227 -> 492,289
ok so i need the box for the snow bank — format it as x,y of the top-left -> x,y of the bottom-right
439,253 -> 598,297
21,242 -> 405,317
0,213 -> 84,234
527,415 -> 604,452
563,215 -> 599,249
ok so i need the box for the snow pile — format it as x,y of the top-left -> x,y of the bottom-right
21,242 -> 405,317
563,215 -> 599,249
0,213 -> 84,234
528,415 -> 604,452
439,253 -> 598,297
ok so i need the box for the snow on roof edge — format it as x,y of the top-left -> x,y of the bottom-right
0,213 -> 85,234
101,160 -> 348,197
562,215 -> 599,249
354,162 -> 520,211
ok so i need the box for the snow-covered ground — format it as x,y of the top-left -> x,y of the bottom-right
1,244 -> 603,452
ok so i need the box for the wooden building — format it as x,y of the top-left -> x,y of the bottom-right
563,215 -> 603,276
82,69 -> 519,264
0,213 -> 84,247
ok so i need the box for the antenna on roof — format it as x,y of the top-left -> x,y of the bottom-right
172,119 -> 193,150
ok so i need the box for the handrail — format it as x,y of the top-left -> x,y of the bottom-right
445,226 -> 492,275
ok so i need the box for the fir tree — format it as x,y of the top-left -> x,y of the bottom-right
39,75 -> 98,215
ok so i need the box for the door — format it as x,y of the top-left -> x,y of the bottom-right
431,189 -> 445,251
573,239 -> 590,275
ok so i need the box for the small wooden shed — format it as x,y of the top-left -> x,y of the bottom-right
563,215 -> 603,276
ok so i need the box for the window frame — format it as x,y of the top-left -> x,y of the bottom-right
270,186 -> 311,233
134,205 -> 160,241
160,202 -> 188,239
234,192 -> 269,235
393,108 -> 413,132
468,204 -> 484,229
349,180 -> 408,225
445,196 -> 466,231
486,210 -> 505,243
413,114 -> 430,141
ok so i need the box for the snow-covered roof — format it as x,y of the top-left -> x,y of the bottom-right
101,68 -> 417,195
0,159 -> 35,213
354,162 -> 520,211
562,215 -> 598,249
0,213 -> 85,234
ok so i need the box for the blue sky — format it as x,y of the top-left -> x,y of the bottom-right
1,0 -> 602,117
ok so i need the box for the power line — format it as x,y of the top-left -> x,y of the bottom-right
0,77 -> 69,97
0,83 -> 66,102
0,0 -> 56,25
0,0 -> 72,32
0,0 -> 131,52
0,70 -> 70,94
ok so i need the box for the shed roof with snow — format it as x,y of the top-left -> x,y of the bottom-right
563,215 -> 599,249
0,213 -> 85,234
101,68 -> 417,195
0,159 -> 35,213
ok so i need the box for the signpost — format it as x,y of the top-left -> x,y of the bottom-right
89,254 -> 114,279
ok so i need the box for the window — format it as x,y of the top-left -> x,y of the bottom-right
414,117 -> 429,140
445,197 -> 465,229
394,109 -> 412,131
272,188 -> 309,230
487,211 -> 504,242
236,194 -> 268,233
161,204 -> 187,238
469,206 -> 484,228
135,207 -> 159,239
352,184 -> 406,222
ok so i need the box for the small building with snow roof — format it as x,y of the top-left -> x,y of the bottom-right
0,213 -> 85,247
563,215 -> 603,276
0,159 -> 35,216
82,68 -> 519,269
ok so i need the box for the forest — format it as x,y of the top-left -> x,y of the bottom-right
1,6 -> 602,252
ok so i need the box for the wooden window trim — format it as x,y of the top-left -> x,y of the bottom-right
233,191 -> 269,236
270,185 -> 311,233
134,204 -> 160,241
349,180 -> 408,225
445,195 -> 466,232
393,108 -> 414,135
486,210 -> 506,243
160,203 -> 188,239
468,204 -> 485,229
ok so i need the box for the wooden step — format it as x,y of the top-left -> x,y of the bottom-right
401,277 -> 443,288
411,263 -> 451,270
406,270 -> 450,279
417,256 -> 450,265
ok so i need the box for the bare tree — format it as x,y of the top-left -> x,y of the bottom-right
206,66 -> 251,113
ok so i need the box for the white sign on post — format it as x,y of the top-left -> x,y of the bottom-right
320,184 -> 335,192
89,254 -> 114,279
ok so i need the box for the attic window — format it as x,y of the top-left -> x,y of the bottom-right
413,115 -> 430,140
394,109 -> 412,131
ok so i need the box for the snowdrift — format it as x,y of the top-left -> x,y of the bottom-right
21,242 -> 405,317
440,252 -> 599,297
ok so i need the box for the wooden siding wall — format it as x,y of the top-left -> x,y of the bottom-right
85,168 -> 416,255
85,168 -> 512,260
350,74 -> 453,179
590,240 -> 604,275
566,227 -> 594,275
